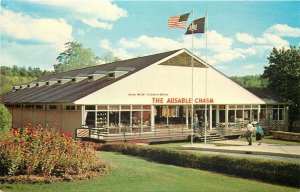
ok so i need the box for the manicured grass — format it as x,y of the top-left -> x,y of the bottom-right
238,136 -> 300,146
150,141 -> 192,148
1,152 -> 298,192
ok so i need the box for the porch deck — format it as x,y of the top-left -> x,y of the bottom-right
76,124 -> 246,142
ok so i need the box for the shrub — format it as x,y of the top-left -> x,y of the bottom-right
97,143 -> 300,187
0,104 -> 11,136
0,125 -> 108,182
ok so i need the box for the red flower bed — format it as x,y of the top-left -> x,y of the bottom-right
0,125 -> 107,183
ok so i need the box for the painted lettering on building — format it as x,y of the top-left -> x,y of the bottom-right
152,97 -> 214,104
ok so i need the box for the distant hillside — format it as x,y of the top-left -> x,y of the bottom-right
230,75 -> 268,88
0,66 -> 51,95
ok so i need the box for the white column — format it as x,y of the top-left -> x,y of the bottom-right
81,105 -> 85,126
209,105 -> 212,130
225,105 -> 229,129
186,105 -> 189,128
151,105 -> 155,131
216,105 -> 219,124
95,105 -> 97,128
107,105 -> 110,127
119,105 -> 121,127
130,105 -> 133,132
166,105 -> 169,126
141,105 -> 143,132
242,105 -> 245,120
234,105 -> 237,122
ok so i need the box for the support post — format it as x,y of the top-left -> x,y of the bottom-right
151,105 -> 155,131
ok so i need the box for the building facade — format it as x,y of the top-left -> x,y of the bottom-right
0,49 -> 288,140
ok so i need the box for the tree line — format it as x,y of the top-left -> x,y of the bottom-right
0,66 -> 51,94
230,75 -> 268,88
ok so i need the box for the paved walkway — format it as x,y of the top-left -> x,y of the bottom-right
182,140 -> 300,159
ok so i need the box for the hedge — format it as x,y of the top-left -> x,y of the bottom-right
0,104 -> 11,136
97,143 -> 300,187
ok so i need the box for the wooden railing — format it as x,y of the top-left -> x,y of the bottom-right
76,125 -> 191,142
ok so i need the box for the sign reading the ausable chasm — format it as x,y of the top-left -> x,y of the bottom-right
152,97 -> 214,104
127,92 -> 214,104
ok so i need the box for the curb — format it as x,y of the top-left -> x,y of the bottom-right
180,146 -> 300,159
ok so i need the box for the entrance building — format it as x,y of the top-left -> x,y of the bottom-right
0,49 -> 288,141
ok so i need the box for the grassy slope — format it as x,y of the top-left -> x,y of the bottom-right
1,152 -> 298,192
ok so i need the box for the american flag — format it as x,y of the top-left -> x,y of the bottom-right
168,13 -> 190,29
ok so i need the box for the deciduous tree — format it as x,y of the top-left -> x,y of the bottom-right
54,41 -> 99,73
262,46 -> 300,131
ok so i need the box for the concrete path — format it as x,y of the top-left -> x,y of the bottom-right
182,140 -> 300,159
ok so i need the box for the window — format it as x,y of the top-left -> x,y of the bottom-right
24,104 -> 32,109
85,112 -> 95,127
228,110 -> 235,122
66,105 -> 76,111
109,105 -> 119,111
14,104 -> 21,108
143,105 -> 151,110
85,105 -> 95,110
35,105 -> 44,109
109,111 -> 119,127
97,105 -> 108,110
4,104 -> 13,108
273,105 -> 284,121
48,105 -> 57,110
108,72 -> 115,78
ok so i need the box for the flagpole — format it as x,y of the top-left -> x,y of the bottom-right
204,11 -> 208,144
190,8 -> 194,145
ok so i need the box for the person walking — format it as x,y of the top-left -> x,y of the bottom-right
256,122 -> 263,145
193,114 -> 199,130
245,122 -> 254,145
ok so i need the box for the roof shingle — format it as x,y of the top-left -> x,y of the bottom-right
0,49 -> 180,103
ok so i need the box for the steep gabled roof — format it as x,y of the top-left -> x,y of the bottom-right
0,49 -> 181,103
246,88 -> 289,104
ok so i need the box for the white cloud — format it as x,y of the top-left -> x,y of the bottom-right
99,31 -> 254,65
99,39 -> 111,50
81,18 -> 112,30
119,38 -> 140,49
235,24 -> 293,49
267,24 -> 300,37
210,50 -> 243,63
1,8 -> 72,46
1,41 -> 58,70
258,33 -> 289,47
236,33 -> 256,44
135,35 -> 182,51
25,0 -> 127,29
206,30 -> 233,52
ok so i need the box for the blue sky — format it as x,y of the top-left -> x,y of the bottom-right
1,0 -> 299,76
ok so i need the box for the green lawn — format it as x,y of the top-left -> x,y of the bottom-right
1,152 -> 298,192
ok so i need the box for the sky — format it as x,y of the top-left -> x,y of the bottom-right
1,0 -> 300,76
